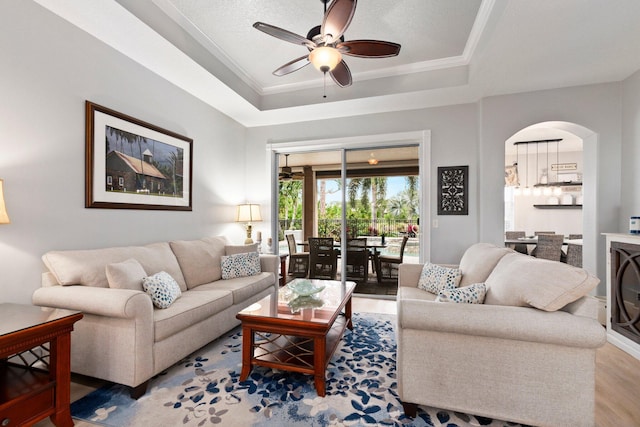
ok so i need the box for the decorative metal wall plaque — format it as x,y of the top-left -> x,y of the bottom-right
437,165 -> 468,215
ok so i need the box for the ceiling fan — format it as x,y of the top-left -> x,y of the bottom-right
253,0 -> 401,89
279,154 -> 304,180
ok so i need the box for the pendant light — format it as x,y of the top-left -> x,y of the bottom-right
543,142 -> 552,196
513,143 -> 521,196
522,144 -> 531,196
553,139 -> 562,196
533,144 -> 542,196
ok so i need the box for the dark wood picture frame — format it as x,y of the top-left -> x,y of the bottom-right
437,165 -> 469,215
85,101 -> 193,211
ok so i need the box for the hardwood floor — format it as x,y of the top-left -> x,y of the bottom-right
36,296 -> 640,427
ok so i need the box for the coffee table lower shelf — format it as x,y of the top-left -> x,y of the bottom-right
240,314 -> 350,397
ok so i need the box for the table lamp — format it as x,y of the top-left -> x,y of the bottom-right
236,204 -> 261,244
0,179 -> 10,224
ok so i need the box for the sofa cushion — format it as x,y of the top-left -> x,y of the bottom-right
105,259 -> 147,291
142,271 -> 182,309
418,262 -> 461,294
169,236 -> 227,289
225,243 -> 259,255
484,253 -> 599,311
436,283 -> 486,304
458,243 -> 513,286
192,272 -> 274,305
153,289 -> 233,341
42,242 -> 187,291
221,252 -> 261,280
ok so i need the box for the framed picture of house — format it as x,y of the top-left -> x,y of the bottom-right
85,101 -> 193,210
437,165 -> 468,215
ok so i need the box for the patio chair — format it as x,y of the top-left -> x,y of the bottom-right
308,237 -> 337,280
286,233 -> 309,278
505,230 -> 528,254
533,234 -> 565,262
376,235 -> 409,283
344,238 -> 369,285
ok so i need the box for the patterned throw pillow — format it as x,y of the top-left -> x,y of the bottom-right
418,262 -> 462,294
436,283 -> 487,304
221,251 -> 261,280
142,271 -> 182,309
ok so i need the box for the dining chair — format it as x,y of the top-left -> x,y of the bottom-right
566,243 -> 583,267
568,234 -> 583,240
533,234 -> 565,262
286,233 -> 309,278
534,231 -> 555,236
344,238 -> 369,285
505,231 -> 528,254
308,237 -> 337,280
376,235 -> 409,283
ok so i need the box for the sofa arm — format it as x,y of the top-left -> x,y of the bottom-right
33,286 -> 153,319
259,254 -> 279,276
398,298 -> 606,349
398,264 -> 423,288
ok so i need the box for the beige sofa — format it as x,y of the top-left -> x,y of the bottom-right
397,243 -> 606,427
32,236 -> 278,397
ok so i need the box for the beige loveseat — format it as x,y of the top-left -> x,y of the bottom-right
396,243 -> 606,427
32,236 -> 278,397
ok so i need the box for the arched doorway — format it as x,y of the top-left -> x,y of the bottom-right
503,121 -> 598,278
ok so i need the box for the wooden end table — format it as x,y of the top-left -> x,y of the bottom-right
0,303 -> 83,427
236,279 -> 355,396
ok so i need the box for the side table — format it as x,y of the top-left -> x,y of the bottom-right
0,303 -> 83,427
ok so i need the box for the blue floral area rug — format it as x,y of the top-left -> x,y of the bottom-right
71,313 -> 522,426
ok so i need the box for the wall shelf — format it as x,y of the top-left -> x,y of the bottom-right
533,204 -> 582,209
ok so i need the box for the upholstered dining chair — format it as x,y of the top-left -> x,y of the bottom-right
534,231 -> 555,235
376,235 -> 409,283
533,234 -> 565,262
566,243 -> 583,267
308,237 -> 337,280
344,238 -> 369,285
505,231 -> 528,254
286,233 -> 309,278
568,234 -> 583,239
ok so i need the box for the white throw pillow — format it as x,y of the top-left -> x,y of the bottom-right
418,262 -> 462,294
221,251 -> 261,280
142,271 -> 182,309
105,258 -> 147,291
436,283 -> 487,304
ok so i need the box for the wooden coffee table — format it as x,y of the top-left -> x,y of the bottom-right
236,279 -> 355,396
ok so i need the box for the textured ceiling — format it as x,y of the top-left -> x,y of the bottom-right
35,0 -> 640,127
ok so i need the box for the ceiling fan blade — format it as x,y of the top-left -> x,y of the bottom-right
273,55 -> 311,76
330,60 -> 352,88
321,0 -> 356,43
338,40 -> 401,58
253,22 -> 315,48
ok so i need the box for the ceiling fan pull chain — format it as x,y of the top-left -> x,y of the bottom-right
323,72 -> 327,98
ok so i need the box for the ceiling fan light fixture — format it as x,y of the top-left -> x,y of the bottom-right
309,46 -> 342,72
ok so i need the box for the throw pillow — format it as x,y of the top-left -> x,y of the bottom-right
142,271 -> 182,309
221,251 -> 261,280
436,283 -> 487,304
225,243 -> 259,256
105,258 -> 147,291
418,262 -> 462,294
484,253 -> 599,311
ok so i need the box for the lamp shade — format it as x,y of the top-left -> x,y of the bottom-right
0,179 -> 9,224
309,46 -> 342,72
236,204 -> 262,223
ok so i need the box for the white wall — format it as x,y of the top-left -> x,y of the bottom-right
479,85 -> 624,293
245,104 -> 480,265
0,1 -> 248,304
622,69 -> 640,225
